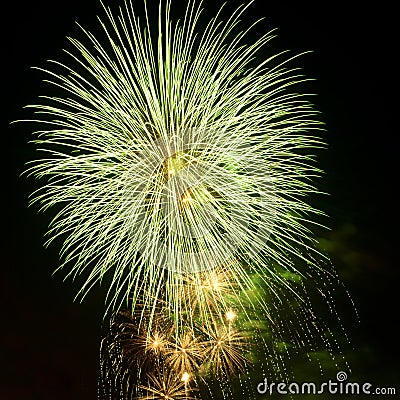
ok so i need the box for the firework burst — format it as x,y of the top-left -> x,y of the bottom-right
19,0 -> 350,398
178,263 -> 238,327
100,302 -> 253,399
164,331 -> 204,375
23,0 -> 324,327
200,323 -> 250,378
138,366 -> 198,400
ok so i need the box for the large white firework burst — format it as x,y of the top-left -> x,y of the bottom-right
24,0 -> 326,329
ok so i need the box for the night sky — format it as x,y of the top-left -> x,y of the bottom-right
2,1 -> 398,399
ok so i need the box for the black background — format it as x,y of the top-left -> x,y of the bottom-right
2,0 -> 398,398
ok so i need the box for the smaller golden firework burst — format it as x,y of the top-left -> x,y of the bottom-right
139,366 -> 198,400
101,285 -> 252,398
200,323 -> 250,378
108,307 -> 174,371
164,331 -> 204,375
179,263 -> 238,325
